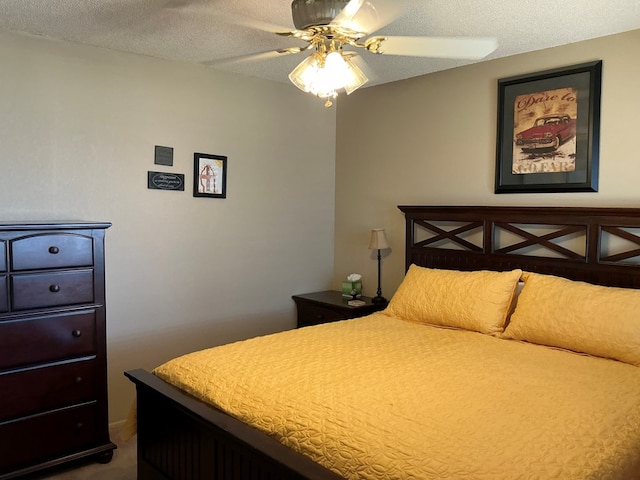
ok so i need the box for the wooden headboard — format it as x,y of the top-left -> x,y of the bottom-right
398,206 -> 640,288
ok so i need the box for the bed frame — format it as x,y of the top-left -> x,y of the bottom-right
126,206 -> 640,480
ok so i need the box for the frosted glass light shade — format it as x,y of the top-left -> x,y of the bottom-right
288,53 -> 323,93
341,56 -> 368,94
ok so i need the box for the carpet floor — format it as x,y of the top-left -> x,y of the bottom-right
34,423 -> 136,480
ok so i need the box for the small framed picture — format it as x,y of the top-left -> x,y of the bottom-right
193,153 -> 227,198
495,61 -> 602,193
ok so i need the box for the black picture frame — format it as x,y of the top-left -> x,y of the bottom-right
193,153 -> 227,198
495,61 -> 602,193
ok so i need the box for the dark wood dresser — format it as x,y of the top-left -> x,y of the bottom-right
292,290 -> 388,328
0,222 -> 115,479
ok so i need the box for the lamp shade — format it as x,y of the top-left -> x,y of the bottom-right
368,228 -> 390,250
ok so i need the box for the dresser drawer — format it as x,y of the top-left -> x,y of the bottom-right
10,233 -> 94,271
11,269 -> 94,310
0,402 -> 98,475
0,358 -> 97,422
297,304 -> 347,327
0,310 -> 96,370
0,275 -> 6,313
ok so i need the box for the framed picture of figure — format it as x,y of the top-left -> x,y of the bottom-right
194,152 -> 227,198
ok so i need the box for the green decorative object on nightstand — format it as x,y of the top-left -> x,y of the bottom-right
341,273 -> 363,298
341,279 -> 362,298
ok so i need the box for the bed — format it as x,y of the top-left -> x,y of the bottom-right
125,205 -> 640,480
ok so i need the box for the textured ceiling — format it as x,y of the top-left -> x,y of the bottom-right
1,0 -> 639,87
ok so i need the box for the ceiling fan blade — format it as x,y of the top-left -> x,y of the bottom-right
331,0 -> 407,35
365,36 -> 498,59
178,6 -> 299,36
202,47 -> 306,67
221,13 -> 298,35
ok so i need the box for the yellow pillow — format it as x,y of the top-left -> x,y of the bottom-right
385,265 -> 522,335
502,272 -> 640,366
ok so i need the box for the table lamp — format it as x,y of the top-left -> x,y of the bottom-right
368,228 -> 390,305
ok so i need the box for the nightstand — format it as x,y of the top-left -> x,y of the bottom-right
292,290 -> 387,328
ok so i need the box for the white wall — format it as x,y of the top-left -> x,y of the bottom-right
0,31 -> 337,422
334,30 -> 640,301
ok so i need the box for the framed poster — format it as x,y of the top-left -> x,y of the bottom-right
193,152 -> 227,198
495,61 -> 602,193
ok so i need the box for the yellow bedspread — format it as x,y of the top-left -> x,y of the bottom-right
154,313 -> 640,480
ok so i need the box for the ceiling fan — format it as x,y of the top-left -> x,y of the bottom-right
213,0 -> 498,107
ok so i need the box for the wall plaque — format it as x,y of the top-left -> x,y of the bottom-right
154,145 -> 174,166
147,171 -> 185,191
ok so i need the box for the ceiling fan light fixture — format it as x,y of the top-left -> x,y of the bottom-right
288,49 -> 368,106
288,52 -> 339,104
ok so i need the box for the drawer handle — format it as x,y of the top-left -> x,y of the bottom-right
72,329 -> 82,338
49,284 -> 61,293
315,313 -> 324,319
48,246 -> 60,254
75,376 -> 83,385
75,422 -> 84,430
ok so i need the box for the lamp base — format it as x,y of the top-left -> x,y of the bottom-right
371,295 -> 387,305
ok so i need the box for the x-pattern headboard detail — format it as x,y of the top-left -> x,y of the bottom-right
600,225 -> 640,263
492,222 -> 586,260
413,220 -> 483,253
398,206 -> 640,288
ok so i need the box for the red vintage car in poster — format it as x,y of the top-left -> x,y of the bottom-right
515,114 -> 576,153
